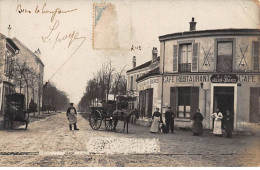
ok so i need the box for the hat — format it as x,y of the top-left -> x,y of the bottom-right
70,103 -> 74,105
163,105 -> 171,108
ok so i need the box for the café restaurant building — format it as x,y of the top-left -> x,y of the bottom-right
156,19 -> 260,132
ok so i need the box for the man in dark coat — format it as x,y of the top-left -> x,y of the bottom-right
66,103 -> 79,130
192,109 -> 204,136
225,110 -> 233,138
164,106 -> 175,133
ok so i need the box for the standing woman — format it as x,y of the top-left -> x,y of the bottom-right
192,109 -> 204,136
211,108 -> 223,136
150,108 -> 162,133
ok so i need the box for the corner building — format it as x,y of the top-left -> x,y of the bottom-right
159,28 -> 260,132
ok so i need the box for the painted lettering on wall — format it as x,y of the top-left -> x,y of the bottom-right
138,78 -> 158,89
238,75 -> 256,83
164,75 -> 210,83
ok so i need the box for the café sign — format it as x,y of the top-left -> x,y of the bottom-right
210,74 -> 238,83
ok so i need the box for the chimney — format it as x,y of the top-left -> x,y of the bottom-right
152,47 -> 158,63
132,56 -> 136,68
34,48 -> 41,58
8,25 -> 12,38
189,17 -> 197,31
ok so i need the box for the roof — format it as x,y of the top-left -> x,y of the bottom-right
136,67 -> 160,82
0,33 -> 20,51
6,38 -> 20,51
126,60 -> 151,73
126,56 -> 160,73
159,28 -> 260,41
12,37 -> 44,66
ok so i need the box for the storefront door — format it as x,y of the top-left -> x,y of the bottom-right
213,86 -> 234,129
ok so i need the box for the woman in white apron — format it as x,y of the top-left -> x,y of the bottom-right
211,109 -> 223,135
150,108 -> 162,133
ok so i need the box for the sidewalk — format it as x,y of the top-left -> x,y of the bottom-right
0,111 -> 62,130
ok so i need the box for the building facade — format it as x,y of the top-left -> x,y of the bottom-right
0,27 -> 44,115
126,48 -> 160,125
12,38 -> 44,114
158,24 -> 260,132
0,33 -> 20,115
131,19 -> 260,133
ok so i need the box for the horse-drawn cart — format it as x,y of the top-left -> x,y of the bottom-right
89,96 -> 138,133
3,93 -> 29,130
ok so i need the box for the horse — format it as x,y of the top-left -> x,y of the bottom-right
112,108 -> 139,134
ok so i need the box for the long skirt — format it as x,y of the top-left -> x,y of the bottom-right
192,120 -> 203,135
150,117 -> 160,133
213,120 -> 222,135
68,113 -> 77,124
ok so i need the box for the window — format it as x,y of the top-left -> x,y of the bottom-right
217,42 -> 233,72
130,76 -> 133,90
179,44 -> 192,72
177,87 -> 191,118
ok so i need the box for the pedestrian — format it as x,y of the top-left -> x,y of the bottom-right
150,108 -> 162,133
164,106 -> 175,133
66,103 -> 79,130
211,108 -> 223,136
225,110 -> 233,138
192,109 -> 204,136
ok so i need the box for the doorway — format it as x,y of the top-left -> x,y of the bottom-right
213,86 -> 234,129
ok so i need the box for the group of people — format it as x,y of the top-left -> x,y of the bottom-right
150,107 -> 233,138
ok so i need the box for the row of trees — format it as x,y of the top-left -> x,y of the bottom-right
11,60 -> 69,114
42,82 -> 70,113
78,60 -> 127,112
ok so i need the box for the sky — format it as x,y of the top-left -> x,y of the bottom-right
0,0 -> 259,105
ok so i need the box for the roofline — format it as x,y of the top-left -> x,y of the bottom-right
12,37 -> 45,66
159,28 -> 260,41
126,60 -> 151,73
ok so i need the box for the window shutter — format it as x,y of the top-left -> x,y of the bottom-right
192,43 -> 199,72
148,88 -> 153,118
170,87 -> 177,114
190,87 -> 199,119
127,76 -> 130,90
252,41 -> 259,71
173,45 -> 178,72
250,87 -> 259,123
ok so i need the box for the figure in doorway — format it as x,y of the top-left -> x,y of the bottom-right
192,109 -> 204,136
150,108 -> 162,133
211,108 -> 223,136
66,103 -> 79,130
224,110 -> 233,138
164,106 -> 176,133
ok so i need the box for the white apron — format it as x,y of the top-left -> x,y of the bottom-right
150,117 -> 160,133
68,108 -> 77,124
212,112 -> 223,135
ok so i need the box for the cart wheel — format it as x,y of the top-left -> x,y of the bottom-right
105,117 -> 115,131
89,110 -> 102,130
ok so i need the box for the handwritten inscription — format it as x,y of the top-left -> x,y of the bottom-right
16,3 -> 77,22
131,45 -> 142,51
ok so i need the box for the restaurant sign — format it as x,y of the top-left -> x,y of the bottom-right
210,74 -> 238,83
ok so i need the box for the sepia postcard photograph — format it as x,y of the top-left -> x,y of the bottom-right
0,0 -> 259,167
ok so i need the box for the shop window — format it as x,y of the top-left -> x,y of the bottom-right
217,41 -> 233,72
177,87 -> 191,118
179,44 -> 192,72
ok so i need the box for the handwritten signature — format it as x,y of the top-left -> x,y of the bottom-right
42,20 -> 86,56
16,3 -> 77,22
